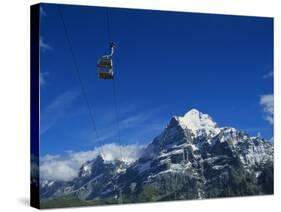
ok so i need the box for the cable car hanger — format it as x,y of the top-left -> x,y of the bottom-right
97,6 -> 117,80
97,41 -> 116,80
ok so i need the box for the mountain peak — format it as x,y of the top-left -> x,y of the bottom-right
177,109 -> 219,136
184,108 -> 200,116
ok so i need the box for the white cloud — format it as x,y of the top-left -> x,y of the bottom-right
41,154 -> 60,162
262,71 -> 273,79
40,160 -> 78,182
260,94 -> 274,125
81,107 -> 165,145
120,113 -> 150,127
40,37 -> 52,51
40,72 -> 48,86
41,90 -> 79,134
40,6 -> 46,16
40,143 -> 145,181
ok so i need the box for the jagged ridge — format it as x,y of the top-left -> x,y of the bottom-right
40,109 -> 273,204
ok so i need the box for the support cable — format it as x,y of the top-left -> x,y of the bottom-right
57,6 -> 100,141
112,78 -> 122,159
106,7 -> 123,203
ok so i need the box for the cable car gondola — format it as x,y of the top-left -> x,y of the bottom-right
97,42 -> 116,80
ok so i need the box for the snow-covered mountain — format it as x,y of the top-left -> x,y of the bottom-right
177,109 -> 220,137
40,109 -> 273,206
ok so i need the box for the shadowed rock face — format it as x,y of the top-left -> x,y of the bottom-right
40,109 -> 274,203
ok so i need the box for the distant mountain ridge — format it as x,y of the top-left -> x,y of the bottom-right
40,109 -> 273,206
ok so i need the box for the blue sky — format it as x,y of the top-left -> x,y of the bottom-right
39,3 -> 273,156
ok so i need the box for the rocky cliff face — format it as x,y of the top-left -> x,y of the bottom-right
40,109 -> 273,203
